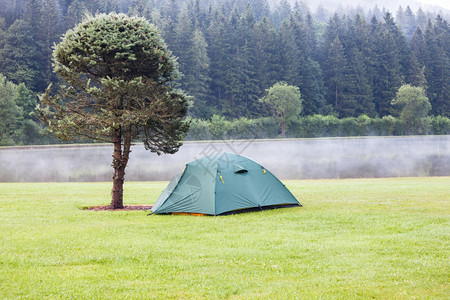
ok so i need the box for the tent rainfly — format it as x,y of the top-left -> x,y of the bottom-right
151,152 -> 301,215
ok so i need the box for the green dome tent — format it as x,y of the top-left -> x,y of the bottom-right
151,152 -> 301,215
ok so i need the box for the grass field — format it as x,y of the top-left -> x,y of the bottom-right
0,177 -> 448,299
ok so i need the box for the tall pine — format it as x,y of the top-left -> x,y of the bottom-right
424,16 -> 450,116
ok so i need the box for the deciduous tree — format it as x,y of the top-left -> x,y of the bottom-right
259,81 -> 303,137
391,84 -> 431,135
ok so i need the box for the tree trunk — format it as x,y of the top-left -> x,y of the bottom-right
110,126 -> 132,209
281,122 -> 286,137
335,84 -> 338,108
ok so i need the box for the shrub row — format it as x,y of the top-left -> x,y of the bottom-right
185,115 -> 450,140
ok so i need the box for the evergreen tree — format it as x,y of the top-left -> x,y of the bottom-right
415,8 -> 427,31
408,26 -> 427,88
320,13 -> 345,65
368,4 -> 383,20
370,15 -> 403,116
16,82 -> 37,120
0,18 -> 5,49
185,28 -> 212,118
346,48 -> 375,116
247,0 -> 270,21
402,6 -> 416,39
0,74 -> 22,145
162,0 -> 179,21
23,0 -> 43,32
272,0 -> 291,27
206,7 -> 230,111
323,36 -> 351,116
321,14 -> 356,116
304,12 -> 318,58
173,6 -> 195,78
221,8 -> 259,117
0,19 -> 43,91
314,3 -> 329,23
395,6 -> 404,29
66,0 -> 88,29
252,17 -> 283,92
280,15 -> 325,115
100,0 -> 119,13
36,13 -> 190,208
383,12 -> 409,79
344,15 -> 376,117
39,0 -> 64,86
424,16 -> 450,116
299,57 -> 326,115
278,18 -> 300,84
128,0 -> 153,18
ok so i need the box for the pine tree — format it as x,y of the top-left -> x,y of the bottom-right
320,13 -> 345,65
247,0 -> 270,21
402,6 -> 416,39
66,0 -> 89,29
304,12 -> 318,58
383,12 -> 409,79
185,28 -> 212,118
299,57 -> 326,115
314,3 -> 329,23
0,19 -> 43,91
206,7 -> 230,111
173,7 -> 195,77
128,0 -> 153,18
0,74 -> 22,145
321,14 -> 355,116
344,15 -> 376,117
346,48 -> 375,116
395,6 -> 404,29
36,14 -> 190,208
101,0 -> 119,13
370,15 -> 403,116
424,16 -> 450,116
221,8 -> 259,117
39,0 -> 63,86
408,26 -> 427,88
252,17 -> 283,92
323,36 -> 351,116
280,15 -> 325,115
272,0 -> 291,27
23,0 -> 42,32
15,82 -> 37,119
415,8 -> 427,31
278,19 -> 301,86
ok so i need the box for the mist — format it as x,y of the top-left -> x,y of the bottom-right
289,0 -> 450,12
0,136 -> 448,182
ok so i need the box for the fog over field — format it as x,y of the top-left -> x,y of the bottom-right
1,136 -> 448,182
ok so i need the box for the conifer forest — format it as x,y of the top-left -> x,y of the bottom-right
0,0 -> 449,144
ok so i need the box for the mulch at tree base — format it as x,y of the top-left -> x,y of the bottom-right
83,205 -> 153,211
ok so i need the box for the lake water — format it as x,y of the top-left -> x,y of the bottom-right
0,136 -> 448,182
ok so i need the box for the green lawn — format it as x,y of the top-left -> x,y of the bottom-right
0,177 -> 448,299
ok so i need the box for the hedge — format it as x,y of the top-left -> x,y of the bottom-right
185,114 -> 450,140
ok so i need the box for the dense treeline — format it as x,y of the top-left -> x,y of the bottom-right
186,114 -> 450,140
0,0 -> 449,145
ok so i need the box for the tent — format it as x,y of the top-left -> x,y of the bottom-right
151,152 -> 301,215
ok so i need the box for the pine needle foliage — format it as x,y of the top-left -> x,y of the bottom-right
36,13 -> 190,208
